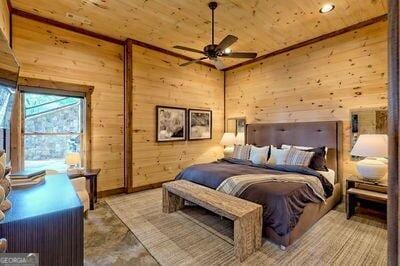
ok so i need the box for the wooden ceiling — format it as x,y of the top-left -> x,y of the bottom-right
11,0 -> 387,68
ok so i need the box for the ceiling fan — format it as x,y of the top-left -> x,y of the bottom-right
173,1 -> 257,70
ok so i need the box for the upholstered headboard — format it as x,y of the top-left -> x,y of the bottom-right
246,121 -> 343,182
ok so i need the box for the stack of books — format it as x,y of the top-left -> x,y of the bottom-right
9,170 -> 46,188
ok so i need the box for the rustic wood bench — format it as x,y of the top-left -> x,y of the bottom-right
162,180 -> 263,262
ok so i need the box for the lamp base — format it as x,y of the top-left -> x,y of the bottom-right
223,146 -> 234,157
356,157 -> 387,181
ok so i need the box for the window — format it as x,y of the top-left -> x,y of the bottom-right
0,83 -> 16,162
23,92 -> 84,172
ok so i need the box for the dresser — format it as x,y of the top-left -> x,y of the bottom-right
0,174 -> 84,266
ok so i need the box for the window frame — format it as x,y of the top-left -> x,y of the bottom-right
11,77 -> 93,173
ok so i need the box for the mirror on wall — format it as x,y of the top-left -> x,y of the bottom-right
226,117 -> 246,144
350,107 -> 388,160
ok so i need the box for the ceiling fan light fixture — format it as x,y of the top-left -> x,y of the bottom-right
319,3 -> 335,13
224,48 -> 232,54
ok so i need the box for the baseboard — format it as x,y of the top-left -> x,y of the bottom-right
98,181 -> 169,197
129,181 -> 167,193
98,187 -> 125,198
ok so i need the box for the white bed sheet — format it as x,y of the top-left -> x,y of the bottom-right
317,168 -> 336,185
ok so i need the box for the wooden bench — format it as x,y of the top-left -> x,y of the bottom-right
162,180 -> 263,262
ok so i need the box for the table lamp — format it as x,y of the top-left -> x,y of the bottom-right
220,133 -> 236,157
65,152 -> 82,175
350,134 -> 388,181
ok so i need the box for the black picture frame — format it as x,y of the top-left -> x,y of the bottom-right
188,109 -> 212,140
156,105 -> 187,142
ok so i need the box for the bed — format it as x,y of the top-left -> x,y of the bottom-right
176,121 -> 343,248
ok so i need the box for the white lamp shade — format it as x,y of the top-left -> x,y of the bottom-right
65,152 -> 81,165
220,133 -> 236,146
351,134 -> 388,158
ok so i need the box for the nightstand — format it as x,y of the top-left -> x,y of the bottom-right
346,177 -> 387,219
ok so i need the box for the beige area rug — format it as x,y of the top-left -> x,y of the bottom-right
106,188 -> 387,266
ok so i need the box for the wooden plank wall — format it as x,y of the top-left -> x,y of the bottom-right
131,45 -> 224,188
0,0 -> 9,43
12,16 -> 125,192
225,21 -> 388,187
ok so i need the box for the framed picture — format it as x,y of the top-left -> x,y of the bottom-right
156,106 -> 187,142
188,109 -> 212,140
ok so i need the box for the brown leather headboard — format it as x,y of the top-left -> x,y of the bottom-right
246,121 -> 343,182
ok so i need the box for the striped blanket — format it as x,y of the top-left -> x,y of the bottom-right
216,173 -> 327,202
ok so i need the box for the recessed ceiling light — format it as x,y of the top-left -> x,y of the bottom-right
319,4 -> 335,14
224,48 -> 232,54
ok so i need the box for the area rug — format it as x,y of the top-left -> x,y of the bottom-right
106,188 -> 387,266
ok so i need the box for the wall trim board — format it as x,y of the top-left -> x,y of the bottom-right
124,39 -> 133,193
97,182 -> 165,197
130,39 -> 215,68
130,181 -> 165,193
10,8 -> 215,68
6,0 -> 12,12
223,14 -> 388,71
98,187 -> 125,198
387,0 -> 399,264
11,8 -> 124,45
223,71 -> 226,132
18,77 -> 94,94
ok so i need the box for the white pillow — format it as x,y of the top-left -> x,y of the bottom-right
281,144 -> 328,159
249,145 -> 269,165
268,147 -> 288,165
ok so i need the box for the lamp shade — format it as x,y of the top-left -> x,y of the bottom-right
351,134 -> 388,158
220,133 -> 236,145
65,152 -> 81,165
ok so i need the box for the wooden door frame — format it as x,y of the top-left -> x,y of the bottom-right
10,77 -> 94,172
388,0 -> 399,264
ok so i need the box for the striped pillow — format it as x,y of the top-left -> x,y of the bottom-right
284,148 -> 315,167
232,145 -> 251,160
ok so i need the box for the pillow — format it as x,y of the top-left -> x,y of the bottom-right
232,145 -> 251,160
268,147 -> 288,165
304,147 -> 328,171
284,148 -> 315,167
249,145 -> 270,165
281,144 -> 328,159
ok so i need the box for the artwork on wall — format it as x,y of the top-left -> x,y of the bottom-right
156,106 -> 186,142
188,109 -> 212,140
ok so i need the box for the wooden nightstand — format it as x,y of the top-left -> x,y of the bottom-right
68,168 -> 101,210
346,177 -> 387,219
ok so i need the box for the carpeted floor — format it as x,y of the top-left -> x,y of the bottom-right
105,188 -> 387,266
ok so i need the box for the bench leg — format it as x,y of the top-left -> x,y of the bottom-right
162,187 -> 184,213
234,208 -> 262,262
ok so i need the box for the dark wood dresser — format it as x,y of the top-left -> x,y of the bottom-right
0,174 -> 84,266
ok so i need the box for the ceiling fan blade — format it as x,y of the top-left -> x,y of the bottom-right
212,58 -> 225,70
173,45 -> 204,54
216,35 -> 238,52
222,52 -> 257,58
180,57 -> 207,67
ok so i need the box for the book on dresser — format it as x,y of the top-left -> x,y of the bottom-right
8,170 -> 46,187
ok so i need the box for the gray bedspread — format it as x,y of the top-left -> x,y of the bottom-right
175,158 -> 334,236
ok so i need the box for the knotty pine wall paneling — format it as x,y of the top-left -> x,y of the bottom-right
0,0 -> 9,44
131,45 -> 224,188
12,16 -> 124,192
225,21 -> 388,188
